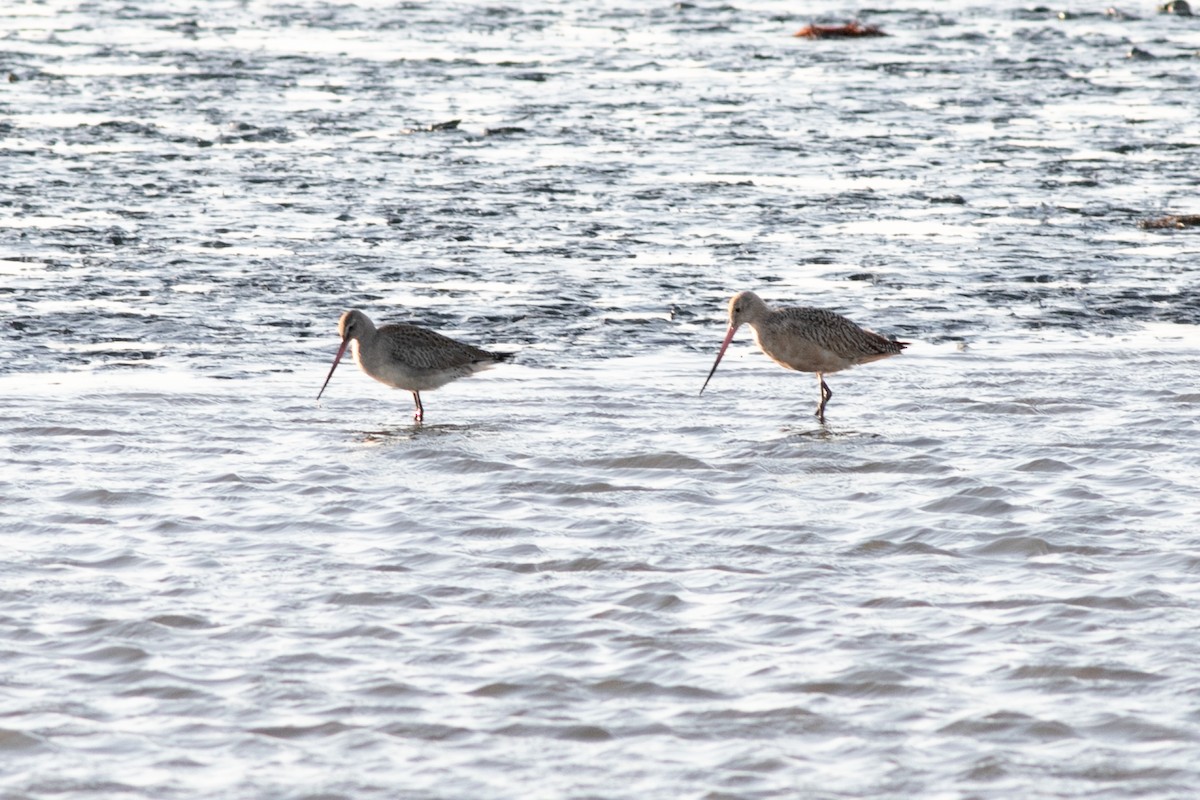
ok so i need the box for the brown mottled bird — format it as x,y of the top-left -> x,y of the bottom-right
700,291 -> 906,421
317,309 -> 512,422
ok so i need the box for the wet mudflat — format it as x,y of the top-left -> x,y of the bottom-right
2,1 -> 1199,798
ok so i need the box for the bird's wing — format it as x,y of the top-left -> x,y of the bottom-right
773,307 -> 902,357
378,324 -> 497,371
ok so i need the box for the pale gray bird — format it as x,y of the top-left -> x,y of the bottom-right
700,291 -> 906,421
317,309 -> 512,422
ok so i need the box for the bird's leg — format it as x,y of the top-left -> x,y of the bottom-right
412,391 -> 424,423
815,375 -> 832,421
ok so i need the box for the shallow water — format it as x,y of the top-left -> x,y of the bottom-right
2,1 -> 1200,798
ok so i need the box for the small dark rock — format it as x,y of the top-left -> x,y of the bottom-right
1138,214 -> 1200,229
793,21 -> 886,39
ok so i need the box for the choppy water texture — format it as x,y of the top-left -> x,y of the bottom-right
3,1 -> 1200,797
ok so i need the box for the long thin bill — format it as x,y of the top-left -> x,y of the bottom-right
316,339 -> 350,401
699,325 -> 738,395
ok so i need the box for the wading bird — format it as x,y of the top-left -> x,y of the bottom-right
317,309 -> 512,422
700,291 -> 906,421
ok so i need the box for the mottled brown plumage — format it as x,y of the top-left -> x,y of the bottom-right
700,291 -> 906,421
317,309 -> 512,422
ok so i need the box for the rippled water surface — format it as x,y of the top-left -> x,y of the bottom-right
3,1 -> 1200,797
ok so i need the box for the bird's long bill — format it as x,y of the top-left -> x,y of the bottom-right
699,325 -> 739,395
316,338 -> 350,401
